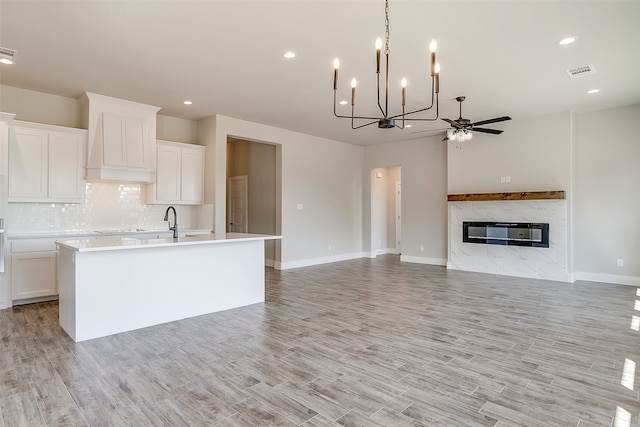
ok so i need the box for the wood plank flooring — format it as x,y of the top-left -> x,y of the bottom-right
1,255 -> 639,426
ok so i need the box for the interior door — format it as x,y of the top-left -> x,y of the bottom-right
227,175 -> 248,233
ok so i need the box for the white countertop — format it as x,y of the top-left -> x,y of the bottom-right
56,233 -> 281,252
7,228 -> 213,239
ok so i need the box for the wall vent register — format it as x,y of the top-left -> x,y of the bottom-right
463,221 -> 549,248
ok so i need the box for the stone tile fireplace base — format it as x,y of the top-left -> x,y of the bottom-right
448,199 -> 569,282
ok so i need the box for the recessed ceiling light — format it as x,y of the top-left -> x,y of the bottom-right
587,89 -> 600,94
183,100 -> 193,105
283,51 -> 296,59
405,124 -> 412,128
339,100 -> 348,105
558,36 -> 577,46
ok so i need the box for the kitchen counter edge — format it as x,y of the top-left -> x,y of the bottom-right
56,233 -> 282,252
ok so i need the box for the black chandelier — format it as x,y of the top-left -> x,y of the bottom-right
332,0 -> 441,130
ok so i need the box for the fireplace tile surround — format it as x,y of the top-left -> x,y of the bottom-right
448,198 -> 569,282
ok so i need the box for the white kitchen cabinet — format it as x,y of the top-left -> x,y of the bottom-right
8,122 -> 86,203
180,146 -> 205,204
148,140 -> 204,205
10,238 -> 57,301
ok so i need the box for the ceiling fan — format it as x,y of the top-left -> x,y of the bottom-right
441,96 -> 511,142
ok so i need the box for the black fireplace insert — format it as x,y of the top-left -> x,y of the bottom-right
463,221 -> 549,248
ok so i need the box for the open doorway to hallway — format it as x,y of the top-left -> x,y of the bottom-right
371,166 -> 401,256
227,137 -> 281,267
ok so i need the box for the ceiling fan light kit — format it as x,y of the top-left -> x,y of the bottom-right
442,96 -> 511,149
0,47 -> 17,65
332,0 -> 441,130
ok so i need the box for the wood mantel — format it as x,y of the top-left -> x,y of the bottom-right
447,191 -> 565,202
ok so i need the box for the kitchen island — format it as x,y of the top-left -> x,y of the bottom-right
56,233 -> 281,342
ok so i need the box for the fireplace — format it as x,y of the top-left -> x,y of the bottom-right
463,221 -> 549,248
448,196 -> 568,281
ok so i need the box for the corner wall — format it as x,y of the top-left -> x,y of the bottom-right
573,104 -> 640,285
364,136 -> 448,265
201,115 -> 365,270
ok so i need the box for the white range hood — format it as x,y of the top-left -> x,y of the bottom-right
80,92 -> 161,182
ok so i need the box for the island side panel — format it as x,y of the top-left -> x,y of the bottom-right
58,246 -> 77,340
69,239 -> 265,342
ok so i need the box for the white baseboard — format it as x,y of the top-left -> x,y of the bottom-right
276,252 -> 365,270
265,258 -> 275,268
400,255 -> 447,266
574,272 -> 640,286
375,248 -> 400,255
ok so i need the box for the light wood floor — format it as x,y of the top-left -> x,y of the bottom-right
1,255 -> 639,426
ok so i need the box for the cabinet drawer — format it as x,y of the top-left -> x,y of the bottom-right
11,239 -> 58,253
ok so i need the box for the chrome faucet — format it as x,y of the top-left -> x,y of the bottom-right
164,206 -> 178,238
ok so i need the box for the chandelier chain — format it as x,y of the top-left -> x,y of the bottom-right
384,0 -> 390,55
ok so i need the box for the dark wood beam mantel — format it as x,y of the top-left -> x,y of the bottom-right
447,191 -> 565,202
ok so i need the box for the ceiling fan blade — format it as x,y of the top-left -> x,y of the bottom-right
442,134 -> 450,141
441,118 -> 461,128
473,127 -> 503,135
472,116 -> 512,126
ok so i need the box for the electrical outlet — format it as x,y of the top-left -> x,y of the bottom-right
500,176 -> 505,183
420,245 -> 425,251
506,176 -> 511,183
617,259 -> 624,267
328,245 -> 332,251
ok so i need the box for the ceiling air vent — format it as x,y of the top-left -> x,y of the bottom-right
566,64 -> 596,79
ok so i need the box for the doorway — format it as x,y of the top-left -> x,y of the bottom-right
371,166 -> 401,256
226,137 -> 280,267
395,180 -> 402,253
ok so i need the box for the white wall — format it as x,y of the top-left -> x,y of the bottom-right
574,104 -> 640,285
0,85 -> 82,128
156,115 -> 198,144
364,136 -> 448,265
200,115 -> 364,269
448,111 -> 572,194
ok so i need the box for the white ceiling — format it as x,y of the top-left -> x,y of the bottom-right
1,0 -> 639,146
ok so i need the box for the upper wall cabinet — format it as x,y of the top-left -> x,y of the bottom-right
147,140 -> 205,205
80,92 -> 160,182
8,121 -> 86,203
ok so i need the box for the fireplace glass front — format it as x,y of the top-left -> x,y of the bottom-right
463,221 -> 549,248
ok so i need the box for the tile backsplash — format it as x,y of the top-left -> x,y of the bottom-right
7,182 -> 200,233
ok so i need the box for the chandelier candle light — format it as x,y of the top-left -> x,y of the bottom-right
333,0 -> 441,130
